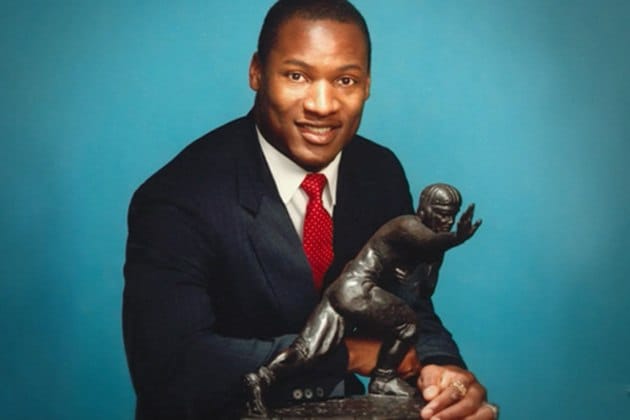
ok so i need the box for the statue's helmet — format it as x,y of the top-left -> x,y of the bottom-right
417,183 -> 462,232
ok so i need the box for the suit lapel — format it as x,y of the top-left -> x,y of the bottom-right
236,120 -> 317,329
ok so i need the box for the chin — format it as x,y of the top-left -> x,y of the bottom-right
296,152 -> 334,172
299,160 -> 328,172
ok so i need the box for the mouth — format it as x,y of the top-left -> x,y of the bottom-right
297,122 -> 340,145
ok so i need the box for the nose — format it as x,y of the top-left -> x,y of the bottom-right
303,80 -> 340,116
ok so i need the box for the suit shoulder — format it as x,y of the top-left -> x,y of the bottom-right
131,115 -> 255,200
171,115 -> 254,166
343,134 -> 407,184
347,134 -> 401,163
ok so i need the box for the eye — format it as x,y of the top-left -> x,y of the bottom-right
337,76 -> 357,87
287,72 -> 305,82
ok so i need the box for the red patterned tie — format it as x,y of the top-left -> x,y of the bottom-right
301,173 -> 334,291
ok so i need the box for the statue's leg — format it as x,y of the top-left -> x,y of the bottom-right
244,366 -> 274,417
244,341 -> 309,416
268,298 -> 345,378
244,299 -> 344,415
333,280 -> 418,397
374,316 -> 417,372
369,336 -> 417,397
367,290 -> 417,396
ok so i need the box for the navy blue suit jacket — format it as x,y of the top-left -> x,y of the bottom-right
123,114 -> 463,418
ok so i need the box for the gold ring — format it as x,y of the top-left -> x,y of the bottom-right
450,379 -> 467,398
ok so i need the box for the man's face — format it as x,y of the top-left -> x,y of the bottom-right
249,17 -> 371,172
422,204 -> 459,233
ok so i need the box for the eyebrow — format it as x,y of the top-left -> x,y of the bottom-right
282,59 -> 366,73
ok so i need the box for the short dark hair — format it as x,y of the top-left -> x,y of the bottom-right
257,0 -> 371,70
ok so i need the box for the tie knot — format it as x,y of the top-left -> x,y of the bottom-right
301,173 -> 327,200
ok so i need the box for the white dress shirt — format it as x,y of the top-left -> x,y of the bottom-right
256,126 -> 341,239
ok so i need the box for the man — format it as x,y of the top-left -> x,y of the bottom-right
123,1 -> 496,419
244,190 -> 482,416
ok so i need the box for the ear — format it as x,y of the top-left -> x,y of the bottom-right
249,52 -> 262,91
364,74 -> 371,100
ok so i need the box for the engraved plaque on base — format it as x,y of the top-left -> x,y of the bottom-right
242,394 -> 425,419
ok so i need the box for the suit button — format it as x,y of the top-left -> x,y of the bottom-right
304,388 -> 314,400
292,388 -> 303,400
315,387 -> 324,398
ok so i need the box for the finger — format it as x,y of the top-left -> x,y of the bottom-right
462,203 -> 475,220
420,376 -> 479,419
425,383 -> 486,420
470,219 -> 482,235
462,402 -> 499,420
418,365 -> 443,401
420,383 -> 466,419
419,365 -> 441,387
458,213 -> 471,228
457,205 -> 475,231
437,369 -> 459,389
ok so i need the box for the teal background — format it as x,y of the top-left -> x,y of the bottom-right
2,1 -> 629,419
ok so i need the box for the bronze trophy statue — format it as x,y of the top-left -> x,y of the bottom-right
244,183 -> 481,416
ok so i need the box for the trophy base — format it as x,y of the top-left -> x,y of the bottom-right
242,394 -> 424,419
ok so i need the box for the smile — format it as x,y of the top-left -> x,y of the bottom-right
297,123 -> 339,144
302,125 -> 333,134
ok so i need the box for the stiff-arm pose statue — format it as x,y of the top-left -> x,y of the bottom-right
244,184 -> 481,416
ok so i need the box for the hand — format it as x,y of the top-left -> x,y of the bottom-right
418,364 -> 496,419
456,204 -> 482,243
344,338 -> 420,378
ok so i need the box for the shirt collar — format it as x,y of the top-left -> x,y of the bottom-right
256,126 -> 341,206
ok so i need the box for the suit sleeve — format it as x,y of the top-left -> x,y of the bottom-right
412,294 -> 466,368
123,185 -> 348,417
